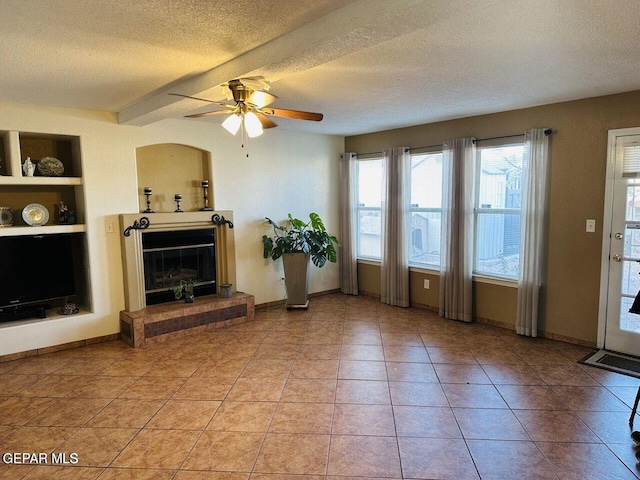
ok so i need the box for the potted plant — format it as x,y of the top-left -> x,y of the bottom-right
262,212 -> 338,309
173,279 -> 195,303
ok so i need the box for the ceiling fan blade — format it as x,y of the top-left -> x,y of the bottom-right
247,90 -> 278,108
263,107 -> 323,122
256,113 -> 277,129
169,93 -> 228,106
184,110 -> 230,118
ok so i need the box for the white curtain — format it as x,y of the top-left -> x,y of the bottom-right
439,138 -> 476,322
516,129 -> 550,336
339,152 -> 359,295
381,147 -> 411,307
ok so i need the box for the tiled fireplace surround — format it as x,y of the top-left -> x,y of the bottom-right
118,211 -> 254,347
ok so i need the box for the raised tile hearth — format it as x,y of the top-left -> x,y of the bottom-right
120,292 -> 254,347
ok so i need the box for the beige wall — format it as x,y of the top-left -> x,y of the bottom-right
359,263 -> 513,325
142,119 -> 344,308
136,144 -> 211,213
410,270 -> 439,308
346,90 -> 640,344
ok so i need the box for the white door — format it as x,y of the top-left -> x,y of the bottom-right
600,128 -> 640,355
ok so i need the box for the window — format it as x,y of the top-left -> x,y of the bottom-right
352,142 -> 527,281
409,152 -> 443,267
356,157 -> 383,259
474,144 -> 524,279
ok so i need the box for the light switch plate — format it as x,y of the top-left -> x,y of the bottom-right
586,219 -> 596,233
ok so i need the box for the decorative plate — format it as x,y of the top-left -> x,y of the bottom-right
37,156 -> 64,177
22,203 -> 49,226
0,207 -> 14,227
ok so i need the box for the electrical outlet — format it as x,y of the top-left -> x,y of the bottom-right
423,279 -> 430,289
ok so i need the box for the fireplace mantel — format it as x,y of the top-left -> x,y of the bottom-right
119,211 -> 237,312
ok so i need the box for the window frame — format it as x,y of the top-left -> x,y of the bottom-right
473,140 -> 525,281
409,150 -> 444,269
355,156 -> 384,261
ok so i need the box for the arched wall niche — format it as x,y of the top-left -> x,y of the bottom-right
136,143 -> 212,213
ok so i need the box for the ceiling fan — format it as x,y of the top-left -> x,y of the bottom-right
170,77 -> 323,138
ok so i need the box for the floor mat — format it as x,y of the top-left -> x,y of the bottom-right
580,349 -> 640,379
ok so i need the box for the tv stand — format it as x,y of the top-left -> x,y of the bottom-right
0,304 -> 49,323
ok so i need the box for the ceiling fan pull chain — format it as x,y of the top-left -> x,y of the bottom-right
240,122 -> 250,158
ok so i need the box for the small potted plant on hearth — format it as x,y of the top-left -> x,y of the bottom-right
173,279 -> 195,303
262,212 -> 338,309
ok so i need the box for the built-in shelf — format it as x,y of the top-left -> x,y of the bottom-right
0,131 -> 85,228
0,130 -> 91,319
0,176 -> 83,186
0,224 -> 86,237
0,308 -> 92,329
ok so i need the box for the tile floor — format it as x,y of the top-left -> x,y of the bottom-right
1,293 -> 640,479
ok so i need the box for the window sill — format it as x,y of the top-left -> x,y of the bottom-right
357,258 -> 381,266
472,275 -> 518,288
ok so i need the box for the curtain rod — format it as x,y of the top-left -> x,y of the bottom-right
473,128 -> 553,144
354,129 -> 553,156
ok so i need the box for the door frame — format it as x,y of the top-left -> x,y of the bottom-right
597,127 -> 640,349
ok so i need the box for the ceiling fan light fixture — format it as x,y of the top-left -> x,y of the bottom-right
244,111 -> 263,138
222,113 -> 242,135
173,78 -> 322,140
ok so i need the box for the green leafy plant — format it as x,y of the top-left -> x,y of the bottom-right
173,279 -> 195,302
262,213 -> 339,268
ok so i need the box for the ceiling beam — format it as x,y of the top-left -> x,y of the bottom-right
117,0 -> 463,126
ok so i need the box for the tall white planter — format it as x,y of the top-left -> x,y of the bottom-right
283,252 -> 310,308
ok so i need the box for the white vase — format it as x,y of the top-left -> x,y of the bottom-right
22,157 -> 35,177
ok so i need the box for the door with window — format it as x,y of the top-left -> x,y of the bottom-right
600,128 -> 640,355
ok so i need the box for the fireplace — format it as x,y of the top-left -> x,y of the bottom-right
143,228 -> 216,305
119,211 -> 237,312
118,210 -> 254,348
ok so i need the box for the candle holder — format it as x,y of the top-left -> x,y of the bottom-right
143,187 -> 154,213
200,180 -> 212,211
174,194 -> 183,213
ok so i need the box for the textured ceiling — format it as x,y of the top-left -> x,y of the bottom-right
1,0 -> 639,136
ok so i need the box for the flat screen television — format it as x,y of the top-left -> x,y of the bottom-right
0,233 -> 77,312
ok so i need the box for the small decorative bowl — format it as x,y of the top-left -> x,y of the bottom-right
60,303 -> 79,315
37,156 -> 64,176
0,206 -> 14,227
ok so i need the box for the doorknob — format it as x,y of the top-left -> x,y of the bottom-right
615,232 -> 624,239
613,254 -> 622,262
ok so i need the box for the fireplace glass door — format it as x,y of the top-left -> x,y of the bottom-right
142,228 -> 216,305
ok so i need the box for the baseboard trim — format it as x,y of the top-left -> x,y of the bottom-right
474,315 -> 596,348
539,330 -> 596,348
1,290 -> 597,361
358,290 -> 381,300
410,301 -> 439,313
361,294 -> 595,349
474,315 -> 514,330
0,333 -> 121,363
